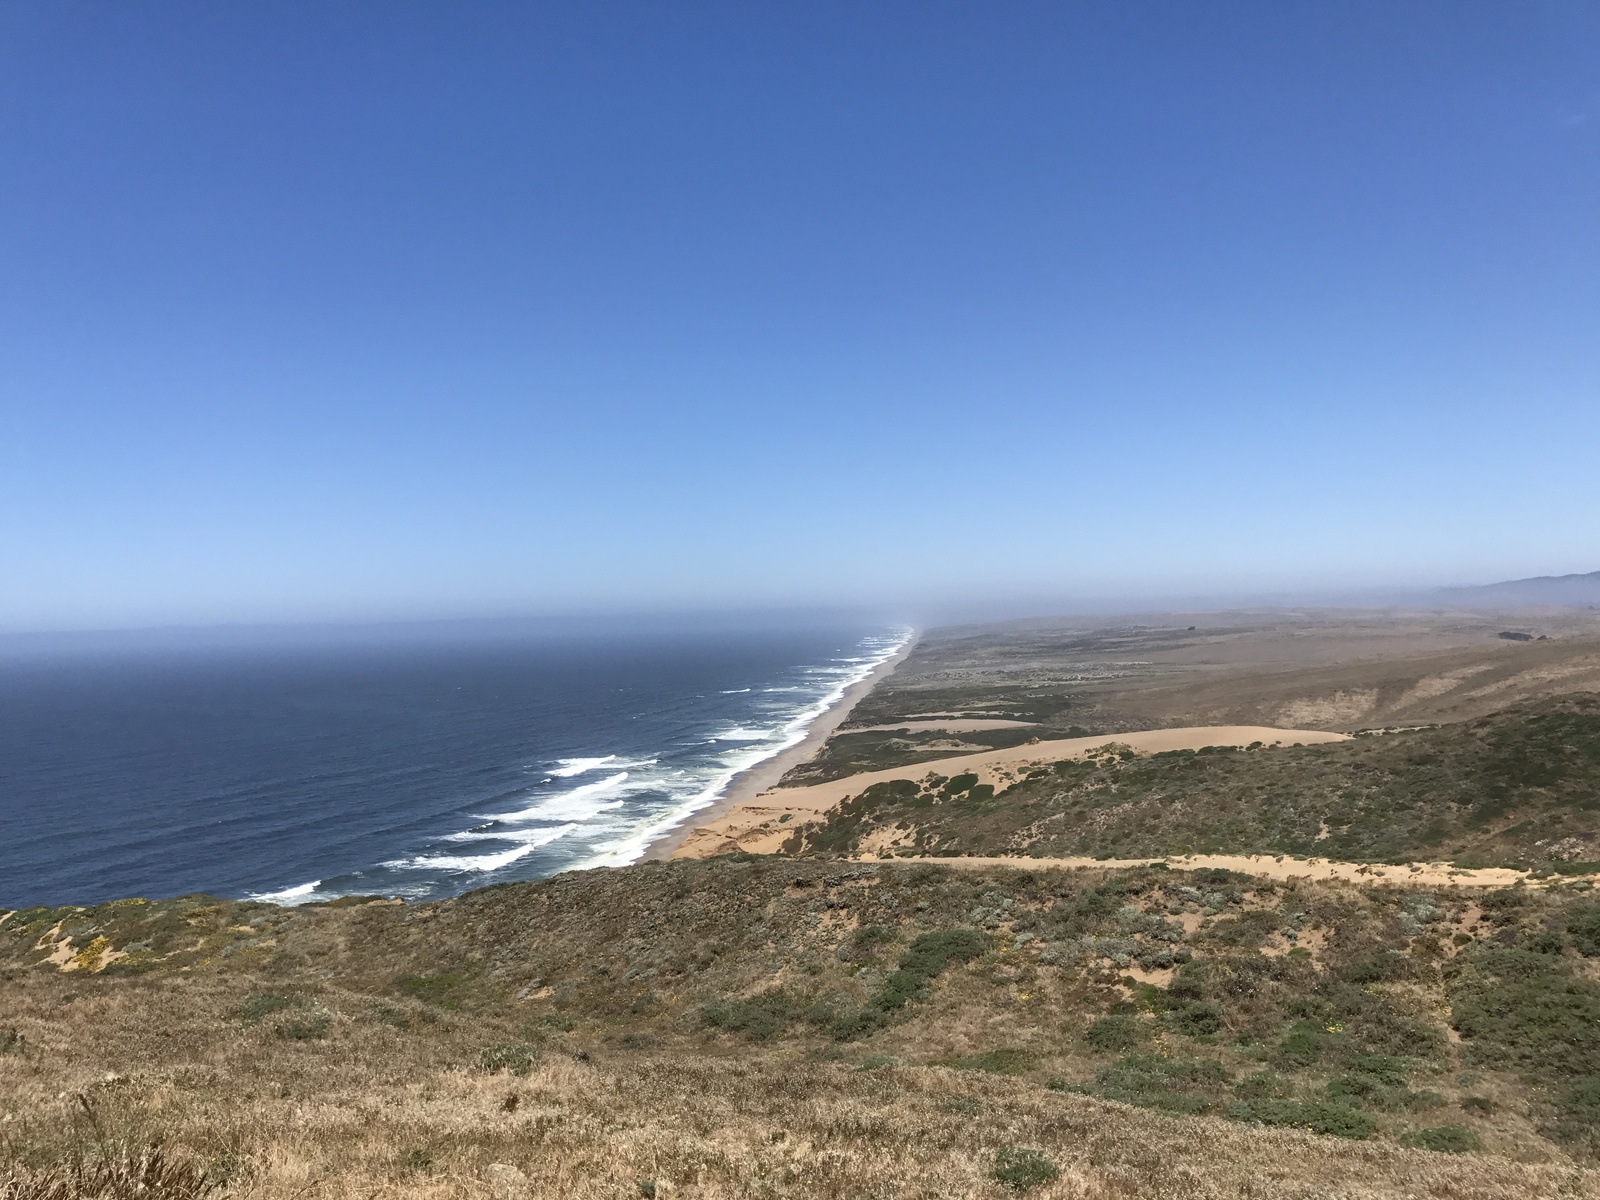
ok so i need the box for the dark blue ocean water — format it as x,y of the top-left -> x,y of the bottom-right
0,622 -> 905,909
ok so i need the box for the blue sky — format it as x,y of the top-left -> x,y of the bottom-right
2,2 -> 1597,631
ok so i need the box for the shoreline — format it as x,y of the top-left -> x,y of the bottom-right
641,631 -> 917,860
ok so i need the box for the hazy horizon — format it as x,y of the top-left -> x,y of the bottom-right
4,3 -> 1597,630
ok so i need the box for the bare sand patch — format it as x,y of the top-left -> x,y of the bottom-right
670,725 -> 1348,859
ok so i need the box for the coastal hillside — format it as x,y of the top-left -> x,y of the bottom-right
7,857 -> 1600,1196
780,692 -> 1600,870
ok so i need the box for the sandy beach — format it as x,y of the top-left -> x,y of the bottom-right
669,723 -> 1350,859
642,631 -> 918,859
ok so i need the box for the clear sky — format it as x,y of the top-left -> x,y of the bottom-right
2,2 -> 1597,631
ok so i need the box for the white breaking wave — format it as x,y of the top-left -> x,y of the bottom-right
490,771 -> 634,823
714,726 -> 772,741
246,879 -> 322,905
549,755 -> 617,776
383,823 -> 580,872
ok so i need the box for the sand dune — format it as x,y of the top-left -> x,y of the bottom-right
670,725 -> 1348,859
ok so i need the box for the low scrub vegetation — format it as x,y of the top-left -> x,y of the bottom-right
8,856 -> 1600,1194
783,693 -> 1600,869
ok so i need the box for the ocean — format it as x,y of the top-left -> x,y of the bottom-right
0,621 -> 907,909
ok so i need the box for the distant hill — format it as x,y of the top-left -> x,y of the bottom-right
1434,570 -> 1600,608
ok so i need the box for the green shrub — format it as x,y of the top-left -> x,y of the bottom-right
822,1004 -> 890,1041
1232,1071 -> 1294,1101
992,1147 -> 1058,1191
524,1013 -> 578,1035
1348,1054 -> 1411,1085
1566,903 -> 1600,956
936,1047 -> 1034,1075
1086,1013 -> 1145,1051
1276,1021 -> 1329,1068
702,990 -> 806,1041
394,971 -> 471,1009
1554,1074 -> 1600,1143
1167,1001 -> 1223,1037
0,1028 -> 23,1055
1231,1098 -> 1376,1139
1399,1124 -> 1480,1153
278,1012 -> 331,1041
872,928 -> 991,1012
477,1042 -> 539,1076
1450,947 -> 1600,1077
238,992 -> 299,1024
1092,1053 -> 1231,1115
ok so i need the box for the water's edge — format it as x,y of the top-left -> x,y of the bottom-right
641,631 -> 916,860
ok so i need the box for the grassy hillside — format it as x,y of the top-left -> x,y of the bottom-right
8,857 -> 1600,1195
782,693 -> 1600,870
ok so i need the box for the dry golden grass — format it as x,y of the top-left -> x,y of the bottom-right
6,861 -> 1600,1199
3,974 -> 1596,1200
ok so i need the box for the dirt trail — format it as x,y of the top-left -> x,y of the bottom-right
858,852 -> 1571,889
670,724 -> 1348,859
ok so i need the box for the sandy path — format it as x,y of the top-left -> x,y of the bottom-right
860,853 -> 1550,889
642,634 -> 918,860
670,724 -> 1349,859
840,718 -> 1041,734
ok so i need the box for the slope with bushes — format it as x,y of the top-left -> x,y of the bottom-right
8,857 -> 1600,1195
782,693 -> 1600,869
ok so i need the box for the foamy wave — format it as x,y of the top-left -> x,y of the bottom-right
384,823 -> 579,872
550,755 -> 617,776
714,727 -> 772,741
247,879 -> 322,905
491,771 -> 633,823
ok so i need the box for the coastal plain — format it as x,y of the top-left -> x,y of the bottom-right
8,607 -> 1600,1198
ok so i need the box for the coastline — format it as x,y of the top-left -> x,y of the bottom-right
641,631 -> 917,860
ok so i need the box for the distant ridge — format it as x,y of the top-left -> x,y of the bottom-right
1433,570 -> 1600,608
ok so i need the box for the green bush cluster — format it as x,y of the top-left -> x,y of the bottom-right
1090,1053 -> 1233,1115
278,1012 -> 331,1041
1450,943 -> 1600,1143
477,1042 -> 539,1076
701,990 -> 810,1042
935,1047 -> 1034,1075
1398,1124 -> 1481,1153
991,1147 -> 1058,1191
